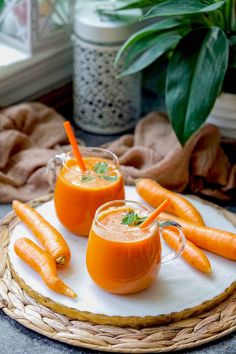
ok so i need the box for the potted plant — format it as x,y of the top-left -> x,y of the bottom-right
112,0 -> 236,145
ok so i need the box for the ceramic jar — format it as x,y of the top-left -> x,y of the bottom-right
73,2 -> 142,134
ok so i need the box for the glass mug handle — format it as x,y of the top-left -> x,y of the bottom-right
159,220 -> 186,264
46,153 -> 66,189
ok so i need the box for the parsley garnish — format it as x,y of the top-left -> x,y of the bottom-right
101,175 -> 118,182
121,211 -> 147,226
93,161 -> 118,183
94,162 -> 108,174
81,175 -> 95,182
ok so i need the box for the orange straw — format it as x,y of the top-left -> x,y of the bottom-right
140,199 -> 169,228
63,121 -> 86,172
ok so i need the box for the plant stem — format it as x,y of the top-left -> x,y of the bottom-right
232,0 -> 236,32
204,9 -> 225,30
201,14 -> 214,27
217,9 -> 227,29
224,0 -> 232,32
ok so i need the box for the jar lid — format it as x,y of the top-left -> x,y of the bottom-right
73,1 -> 143,44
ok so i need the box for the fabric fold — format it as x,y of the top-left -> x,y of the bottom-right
105,112 -> 236,200
0,103 -> 71,203
0,105 -> 235,203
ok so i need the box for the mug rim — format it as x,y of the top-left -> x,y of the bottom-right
62,147 -> 120,176
94,199 -> 157,233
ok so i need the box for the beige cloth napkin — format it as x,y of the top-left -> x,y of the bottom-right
0,106 -> 235,203
0,102 -> 71,203
105,112 -> 236,200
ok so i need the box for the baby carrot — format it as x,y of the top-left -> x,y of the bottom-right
14,238 -> 77,298
136,178 -> 205,226
140,199 -> 169,228
160,212 -> 236,261
13,200 -> 71,266
162,229 -> 211,273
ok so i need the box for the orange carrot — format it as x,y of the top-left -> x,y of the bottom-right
162,228 -> 211,273
140,199 -> 169,228
14,238 -> 77,298
13,200 -> 71,266
160,212 -> 236,261
63,121 -> 86,172
136,178 -> 205,226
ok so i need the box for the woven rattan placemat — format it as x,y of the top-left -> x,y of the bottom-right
0,194 -> 236,352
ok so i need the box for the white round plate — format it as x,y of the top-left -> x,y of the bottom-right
8,186 -> 236,320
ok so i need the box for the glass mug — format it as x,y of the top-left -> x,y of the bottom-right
86,200 -> 186,295
47,147 -> 125,236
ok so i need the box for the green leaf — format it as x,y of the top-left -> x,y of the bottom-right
117,0 -> 165,10
143,0 -> 225,19
121,211 -> 147,225
81,175 -> 95,183
100,175 -> 119,182
121,211 -> 136,225
232,0 -> 236,32
93,162 -> 108,174
115,18 -> 185,66
223,0 -> 232,31
96,8 -> 142,23
117,28 -> 188,76
166,27 -> 229,145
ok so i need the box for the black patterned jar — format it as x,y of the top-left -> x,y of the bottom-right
73,2 -> 142,134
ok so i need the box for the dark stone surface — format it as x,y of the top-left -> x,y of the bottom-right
0,130 -> 236,353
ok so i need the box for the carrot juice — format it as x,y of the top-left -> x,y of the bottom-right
86,201 -> 161,295
54,148 -> 125,236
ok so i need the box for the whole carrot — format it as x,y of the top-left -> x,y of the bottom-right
14,238 -> 77,298
13,200 -> 71,266
162,229 -> 211,273
136,178 -> 205,226
160,212 -> 236,261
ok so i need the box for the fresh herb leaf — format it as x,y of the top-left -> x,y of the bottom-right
121,211 -> 147,226
81,175 -> 95,182
93,161 -> 119,182
101,175 -> 118,182
94,162 -> 108,174
121,211 -> 136,225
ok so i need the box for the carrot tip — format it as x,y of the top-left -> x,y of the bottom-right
67,289 -> 77,298
56,256 -> 67,265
